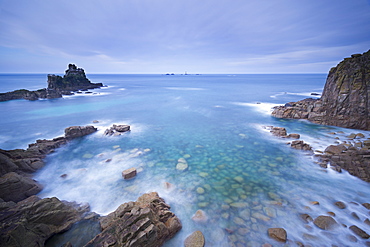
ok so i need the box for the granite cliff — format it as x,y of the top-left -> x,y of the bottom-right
272,50 -> 370,130
0,64 -> 103,102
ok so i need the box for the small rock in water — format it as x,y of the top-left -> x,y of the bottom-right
234,176 -> 244,183
183,154 -> 191,158
122,167 -> 137,179
268,228 -> 287,243
349,225 -> 370,239
313,215 -> 338,230
184,231 -> 205,247
60,174 -> 67,178
176,163 -> 188,171
196,187 -> 205,194
191,210 -> 208,223
199,172 -> 209,177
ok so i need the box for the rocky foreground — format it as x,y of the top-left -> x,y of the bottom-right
272,50 -> 370,131
0,125 -> 181,247
0,64 -> 103,102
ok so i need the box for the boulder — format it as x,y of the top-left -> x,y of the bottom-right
325,145 -> 347,154
86,192 -> 181,247
267,228 -> 287,243
122,167 -> 137,179
313,215 -> 338,230
334,201 -> 347,209
0,196 -> 89,247
290,140 -> 312,151
65,125 -> 97,140
104,124 -> 131,136
0,172 -> 42,202
270,127 -> 287,137
184,231 -> 205,247
349,225 -> 370,239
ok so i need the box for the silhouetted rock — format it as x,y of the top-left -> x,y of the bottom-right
0,64 -> 103,102
272,50 -> 370,130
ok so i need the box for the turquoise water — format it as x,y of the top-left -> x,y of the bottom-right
1,74 -> 369,246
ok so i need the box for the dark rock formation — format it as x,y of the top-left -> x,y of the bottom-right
0,64 -> 103,102
0,195 -> 90,247
316,143 -> 370,182
85,192 -> 182,247
0,125 -> 97,202
104,124 -> 131,136
64,125 -> 98,140
272,50 -> 370,130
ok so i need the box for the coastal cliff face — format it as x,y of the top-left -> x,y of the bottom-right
272,50 -> 370,130
0,64 -> 103,102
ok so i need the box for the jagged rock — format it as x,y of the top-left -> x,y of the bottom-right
313,215 -> 338,230
290,140 -> 312,151
65,125 -> 97,140
272,50 -> 370,130
0,172 -> 42,202
270,127 -> 287,137
267,228 -> 287,243
0,196 -> 89,247
104,124 -> 131,136
184,231 -> 205,247
122,167 -> 137,179
349,225 -> 370,239
0,64 -> 103,102
0,126 -> 97,202
85,192 -> 182,247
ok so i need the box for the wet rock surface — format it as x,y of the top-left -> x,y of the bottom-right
267,228 -> 287,243
184,231 -> 205,247
104,124 -> 131,136
0,125 -> 97,202
86,192 -> 182,247
0,196 -> 89,247
272,50 -> 370,131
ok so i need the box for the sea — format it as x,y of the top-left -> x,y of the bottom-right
0,73 -> 369,246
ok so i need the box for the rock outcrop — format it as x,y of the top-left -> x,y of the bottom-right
0,126 -> 97,203
85,192 -> 182,247
0,64 -> 103,102
272,50 -> 370,130
0,195 -> 90,247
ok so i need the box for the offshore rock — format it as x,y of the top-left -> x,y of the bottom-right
104,124 -> 131,136
85,192 -> 182,247
272,50 -> 370,130
0,64 -> 103,102
0,196 -> 89,247
65,125 -> 98,140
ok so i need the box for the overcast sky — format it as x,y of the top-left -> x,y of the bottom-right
1,0 -> 370,74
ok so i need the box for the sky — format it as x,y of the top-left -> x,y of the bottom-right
0,0 -> 370,74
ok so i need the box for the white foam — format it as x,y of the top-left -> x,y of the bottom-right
231,102 -> 281,115
270,91 -> 321,99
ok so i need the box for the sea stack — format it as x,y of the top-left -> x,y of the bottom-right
272,50 -> 370,130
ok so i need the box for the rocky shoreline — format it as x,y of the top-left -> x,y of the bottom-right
0,125 -> 182,247
265,125 -> 370,245
0,64 -> 103,102
272,50 -> 370,131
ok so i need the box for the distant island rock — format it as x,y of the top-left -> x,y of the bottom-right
272,50 -> 370,130
0,64 -> 103,102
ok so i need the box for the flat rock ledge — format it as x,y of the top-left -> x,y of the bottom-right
86,192 -> 182,247
0,125 -> 97,203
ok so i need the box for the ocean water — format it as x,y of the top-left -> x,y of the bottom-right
1,74 -> 369,246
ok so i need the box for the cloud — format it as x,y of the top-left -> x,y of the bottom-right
0,0 -> 369,73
